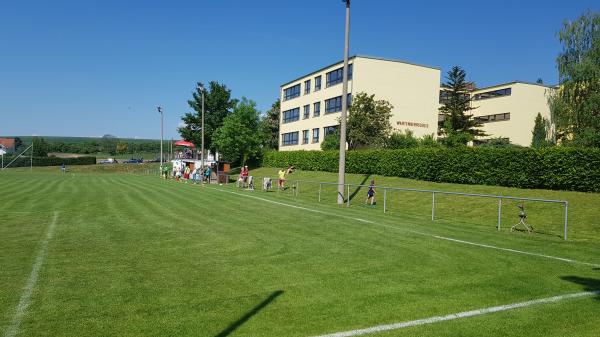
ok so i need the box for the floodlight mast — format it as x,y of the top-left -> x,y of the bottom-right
197,83 -> 205,169
337,0 -> 350,204
157,106 -> 163,174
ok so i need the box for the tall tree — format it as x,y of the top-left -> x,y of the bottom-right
550,11 -> 600,147
179,81 -> 238,153
212,98 -> 263,165
260,99 -> 280,150
101,134 -> 118,155
531,112 -> 549,147
14,137 -> 23,152
439,66 -> 485,144
32,137 -> 48,157
344,92 -> 393,149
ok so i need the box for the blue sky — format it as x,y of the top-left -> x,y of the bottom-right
1,0 -> 598,139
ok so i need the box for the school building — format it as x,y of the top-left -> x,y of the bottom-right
278,55 -> 441,150
438,82 -> 554,147
278,55 -> 554,149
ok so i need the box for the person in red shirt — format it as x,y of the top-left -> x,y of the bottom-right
241,166 -> 249,188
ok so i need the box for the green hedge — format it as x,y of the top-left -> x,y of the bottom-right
4,156 -> 97,168
263,148 -> 600,192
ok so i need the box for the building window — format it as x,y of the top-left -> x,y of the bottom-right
439,90 -> 470,104
326,64 -> 353,87
312,128 -> 320,143
324,94 -> 351,114
302,130 -> 309,144
473,88 -> 512,101
324,125 -> 338,136
304,79 -> 311,94
281,131 -> 299,146
303,105 -> 310,119
315,76 -> 322,91
313,102 -> 321,117
282,108 -> 300,123
325,96 -> 342,114
475,112 -> 511,123
283,84 -> 301,101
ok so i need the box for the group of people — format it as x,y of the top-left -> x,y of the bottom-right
162,162 -> 213,184
236,166 -> 253,189
234,165 -> 294,191
192,162 -> 378,206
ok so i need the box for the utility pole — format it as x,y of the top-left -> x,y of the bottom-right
30,137 -> 34,171
337,0 -> 351,204
157,106 -> 163,174
198,83 -> 205,169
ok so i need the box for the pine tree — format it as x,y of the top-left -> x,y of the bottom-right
531,112 -> 548,147
439,66 -> 485,144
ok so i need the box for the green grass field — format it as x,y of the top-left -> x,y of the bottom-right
1,167 -> 599,336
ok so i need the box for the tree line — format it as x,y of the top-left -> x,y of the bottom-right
11,136 -> 163,157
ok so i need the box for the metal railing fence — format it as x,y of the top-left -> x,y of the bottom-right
291,180 -> 569,240
187,174 -> 570,241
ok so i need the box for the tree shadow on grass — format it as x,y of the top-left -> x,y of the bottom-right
213,290 -> 284,337
560,276 -> 600,301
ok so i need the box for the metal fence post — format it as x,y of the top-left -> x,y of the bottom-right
431,192 -> 436,221
497,198 -> 502,231
347,185 -> 350,208
318,183 -> 321,203
564,201 -> 569,241
383,188 -> 387,214
296,181 -> 299,197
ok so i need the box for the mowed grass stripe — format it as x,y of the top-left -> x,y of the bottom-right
0,175 -> 59,213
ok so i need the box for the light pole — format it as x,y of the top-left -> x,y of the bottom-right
338,0 -> 351,204
157,106 -> 164,174
197,83 -> 205,169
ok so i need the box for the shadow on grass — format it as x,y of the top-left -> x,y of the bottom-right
348,174 -> 372,202
561,276 -> 600,301
213,290 -> 284,337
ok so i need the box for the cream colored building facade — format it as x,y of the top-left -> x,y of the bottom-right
439,82 -> 554,147
279,55 -> 441,150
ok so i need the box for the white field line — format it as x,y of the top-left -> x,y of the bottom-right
432,235 -> 600,268
210,187 -> 375,224
209,187 -> 599,268
4,211 -> 59,337
311,290 -> 600,337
